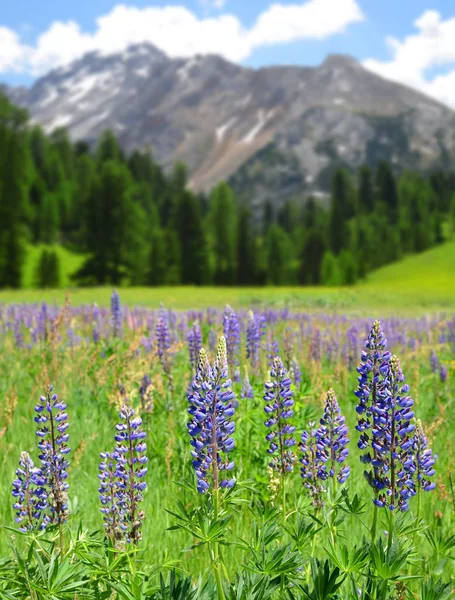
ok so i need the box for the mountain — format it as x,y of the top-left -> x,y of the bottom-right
4,43 -> 455,209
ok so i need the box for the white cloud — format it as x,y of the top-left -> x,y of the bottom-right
364,10 -> 455,108
0,0 -> 364,76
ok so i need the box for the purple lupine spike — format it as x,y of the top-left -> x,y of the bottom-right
263,357 -> 297,476
113,405 -> 148,544
369,355 -> 416,512
13,319 -> 24,348
283,327 -> 294,371
156,305 -> 174,395
110,291 -> 122,338
35,385 -> 70,526
246,310 -> 265,372
299,425 -> 326,509
355,321 -> 391,481
223,305 -> 241,381
430,350 -> 439,373
439,365 -> 448,383
241,370 -> 254,400
208,328 -> 217,352
291,358 -> 302,387
98,451 -> 123,541
413,420 -> 437,493
187,339 -> 236,494
12,451 -> 48,532
266,339 -> 280,369
309,328 -> 322,362
319,389 -> 350,484
188,322 -> 203,373
139,374 -> 153,412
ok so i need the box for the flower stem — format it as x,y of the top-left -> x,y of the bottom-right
371,502 -> 378,544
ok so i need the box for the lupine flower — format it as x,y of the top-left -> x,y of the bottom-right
318,389 -> 350,483
223,305 -> 241,381
188,322 -> 203,373
367,356 -> 416,512
111,291 -> 122,338
139,374 -> 153,412
430,350 -> 439,373
283,327 -> 294,371
299,425 -> 326,509
208,329 -> 217,352
12,452 -> 47,532
246,311 -> 265,372
263,357 -> 296,476
113,405 -> 148,544
187,339 -> 236,494
98,451 -> 123,541
413,420 -> 436,493
156,306 -> 174,394
267,339 -> 280,369
35,386 -> 70,526
291,359 -> 302,387
241,370 -> 254,400
355,321 -> 391,483
439,365 -> 448,383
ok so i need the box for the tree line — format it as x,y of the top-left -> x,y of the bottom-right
1,90 -> 455,289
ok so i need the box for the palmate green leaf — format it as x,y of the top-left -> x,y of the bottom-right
324,540 -> 369,575
339,489 -> 367,517
299,559 -> 344,600
424,530 -> 455,558
420,577 -> 453,600
367,539 -> 413,582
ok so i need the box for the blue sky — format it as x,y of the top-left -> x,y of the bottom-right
1,0 -> 455,106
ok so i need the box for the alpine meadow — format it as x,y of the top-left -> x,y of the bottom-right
2,2 -> 455,597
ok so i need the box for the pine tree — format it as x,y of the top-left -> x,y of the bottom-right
299,228 -> 327,285
376,161 -> 399,223
174,191 -> 209,285
210,182 -> 237,285
266,225 -> 288,285
320,251 -> 341,286
329,170 -> 351,254
147,229 -> 167,286
358,165 -> 374,213
96,130 -> 124,164
237,206 -> 256,285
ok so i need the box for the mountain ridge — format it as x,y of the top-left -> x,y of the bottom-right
3,43 -> 455,208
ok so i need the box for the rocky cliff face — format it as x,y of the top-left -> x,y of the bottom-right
4,44 -> 455,206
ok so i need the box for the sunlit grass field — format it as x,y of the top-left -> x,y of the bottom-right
3,239 -> 455,313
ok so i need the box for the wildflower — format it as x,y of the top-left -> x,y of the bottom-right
369,356 -> 416,511
113,405 -> 148,544
355,321 -> 390,473
319,389 -> 350,483
156,306 -> 174,394
110,291 -> 122,338
263,357 -> 296,475
439,365 -> 448,383
223,305 -> 241,380
187,339 -> 236,494
98,451 -> 123,541
188,322 -> 202,373
139,374 -> 153,412
246,311 -> 265,372
430,350 -> 439,373
413,420 -> 436,493
299,425 -> 326,509
241,370 -> 254,400
291,358 -> 302,387
35,385 -> 70,526
12,452 -> 47,532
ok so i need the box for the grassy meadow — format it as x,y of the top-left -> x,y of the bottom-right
0,298 -> 454,597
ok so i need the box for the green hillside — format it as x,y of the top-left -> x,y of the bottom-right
361,239 -> 455,297
0,240 -> 452,313
22,244 -> 86,289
